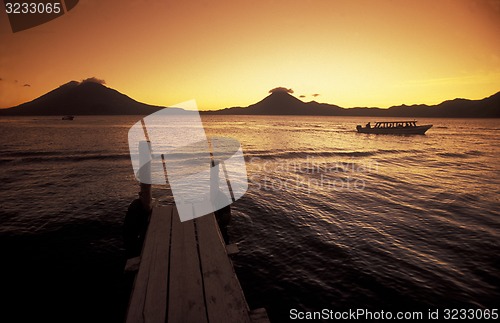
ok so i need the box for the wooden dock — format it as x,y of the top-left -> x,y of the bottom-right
125,205 -> 268,323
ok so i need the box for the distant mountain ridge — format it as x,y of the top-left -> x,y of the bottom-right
0,81 -> 173,116
206,91 -> 500,118
210,91 -> 345,116
1,80 -> 498,117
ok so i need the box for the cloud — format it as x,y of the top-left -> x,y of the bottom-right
0,78 -> 33,87
299,95 -> 306,98
312,93 -> 320,97
81,77 -> 106,85
269,87 -> 294,94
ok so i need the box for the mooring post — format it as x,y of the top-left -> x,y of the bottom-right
138,140 -> 152,211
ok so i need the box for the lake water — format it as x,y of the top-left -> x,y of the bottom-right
0,116 -> 498,322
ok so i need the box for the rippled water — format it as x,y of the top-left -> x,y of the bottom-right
0,116 -> 498,322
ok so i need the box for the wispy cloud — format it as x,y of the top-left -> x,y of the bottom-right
269,87 -> 293,94
0,77 -> 33,87
81,77 -> 106,85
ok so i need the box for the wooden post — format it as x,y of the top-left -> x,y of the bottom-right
138,140 -> 152,211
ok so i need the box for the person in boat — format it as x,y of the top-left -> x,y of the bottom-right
123,189 -> 151,258
366,122 -> 371,129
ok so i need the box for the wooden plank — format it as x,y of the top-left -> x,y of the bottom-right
167,208 -> 208,323
143,207 -> 172,322
126,206 -> 173,323
196,213 -> 252,323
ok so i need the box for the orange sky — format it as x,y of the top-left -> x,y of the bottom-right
1,0 -> 499,110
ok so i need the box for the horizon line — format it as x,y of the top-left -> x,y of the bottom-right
1,80 -> 498,111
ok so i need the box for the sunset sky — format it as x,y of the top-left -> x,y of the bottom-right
1,0 -> 499,110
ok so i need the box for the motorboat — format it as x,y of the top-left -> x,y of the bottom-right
356,121 -> 432,134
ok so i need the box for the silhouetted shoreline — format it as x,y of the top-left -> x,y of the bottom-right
0,81 -> 498,117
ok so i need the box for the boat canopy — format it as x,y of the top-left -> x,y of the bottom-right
374,121 -> 417,128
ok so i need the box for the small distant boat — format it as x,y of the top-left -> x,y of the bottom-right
62,115 -> 74,120
356,121 -> 432,135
